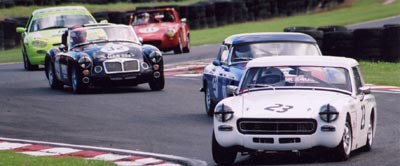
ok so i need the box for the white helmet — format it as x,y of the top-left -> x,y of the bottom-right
259,67 -> 285,86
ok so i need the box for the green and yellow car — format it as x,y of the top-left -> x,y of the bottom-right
16,6 -> 97,70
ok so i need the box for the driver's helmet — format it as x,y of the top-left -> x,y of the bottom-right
137,12 -> 150,24
233,44 -> 252,59
70,28 -> 87,46
259,67 -> 285,86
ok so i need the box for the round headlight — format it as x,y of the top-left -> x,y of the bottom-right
149,51 -> 162,63
165,28 -> 177,38
215,104 -> 234,122
78,56 -> 92,69
319,104 -> 339,123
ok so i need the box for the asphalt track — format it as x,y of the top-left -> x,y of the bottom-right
0,16 -> 400,165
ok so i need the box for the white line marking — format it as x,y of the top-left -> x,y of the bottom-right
114,161 -> 145,166
41,147 -> 81,154
0,142 -> 31,150
156,163 -> 182,166
134,157 -> 163,164
21,151 -> 59,156
89,153 -> 131,161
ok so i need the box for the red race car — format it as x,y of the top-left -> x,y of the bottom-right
129,8 -> 190,54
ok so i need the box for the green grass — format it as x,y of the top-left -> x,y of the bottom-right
0,48 -> 21,64
360,61 -> 400,87
0,0 -> 199,20
0,151 -> 114,166
191,0 -> 400,45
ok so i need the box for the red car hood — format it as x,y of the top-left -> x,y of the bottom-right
133,23 -> 178,37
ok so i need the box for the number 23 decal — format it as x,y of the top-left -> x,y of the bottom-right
265,104 -> 294,113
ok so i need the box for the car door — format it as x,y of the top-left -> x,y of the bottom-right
54,49 -> 70,82
207,45 -> 229,102
352,66 -> 368,144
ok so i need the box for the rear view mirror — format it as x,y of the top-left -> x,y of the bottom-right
59,44 -> 67,52
212,60 -> 221,66
16,27 -> 26,33
180,18 -> 187,23
227,85 -> 238,96
359,86 -> 371,94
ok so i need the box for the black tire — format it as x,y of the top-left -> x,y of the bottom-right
204,83 -> 216,117
47,61 -> 63,90
183,35 -> 190,53
23,52 -> 38,71
212,131 -> 236,165
71,67 -> 88,94
362,112 -> 374,152
173,35 -> 183,54
333,116 -> 352,161
149,73 -> 165,91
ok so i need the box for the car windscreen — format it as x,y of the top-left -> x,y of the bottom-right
240,66 -> 351,92
29,15 -> 96,32
231,42 -> 320,63
69,26 -> 139,47
133,11 -> 175,25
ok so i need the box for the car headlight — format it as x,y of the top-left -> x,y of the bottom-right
165,28 -> 177,38
31,40 -> 47,48
78,56 -> 92,69
319,104 -> 339,123
149,51 -> 162,63
215,104 -> 234,122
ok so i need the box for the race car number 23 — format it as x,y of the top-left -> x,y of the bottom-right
265,104 -> 293,113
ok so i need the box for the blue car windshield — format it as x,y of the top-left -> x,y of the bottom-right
231,42 -> 320,63
29,15 -> 95,32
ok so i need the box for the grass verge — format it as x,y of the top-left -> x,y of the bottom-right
0,151 -> 114,166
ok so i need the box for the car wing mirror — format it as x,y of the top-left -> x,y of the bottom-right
59,44 -> 67,52
227,85 -> 238,96
180,18 -> 187,23
359,86 -> 371,95
138,37 -> 143,45
16,27 -> 26,33
100,20 -> 108,23
212,60 -> 221,66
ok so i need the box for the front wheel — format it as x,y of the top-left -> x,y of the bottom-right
23,52 -> 38,71
71,68 -> 88,94
204,83 -> 216,117
362,113 -> 374,151
47,61 -> 63,90
332,116 -> 352,161
173,35 -> 183,54
149,73 -> 165,91
183,35 -> 190,53
212,131 -> 237,165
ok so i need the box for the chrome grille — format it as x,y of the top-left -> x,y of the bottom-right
103,59 -> 140,74
237,119 -> 317,135
123,60 -> 139,72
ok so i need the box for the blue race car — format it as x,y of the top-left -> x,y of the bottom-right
200,32 -> 322,116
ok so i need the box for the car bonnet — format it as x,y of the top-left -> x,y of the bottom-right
239,89 -> 352,119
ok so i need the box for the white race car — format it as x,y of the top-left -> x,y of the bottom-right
212,56 -> 377,165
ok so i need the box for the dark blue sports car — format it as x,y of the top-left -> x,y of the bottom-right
201,32 -> 322,116
45,23 -> 164,93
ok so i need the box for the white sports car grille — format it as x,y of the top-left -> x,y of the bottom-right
103,59 -> 140,74
237,119 -> 317,135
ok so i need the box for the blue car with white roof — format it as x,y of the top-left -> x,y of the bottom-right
201,32 -> 322,116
